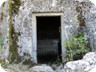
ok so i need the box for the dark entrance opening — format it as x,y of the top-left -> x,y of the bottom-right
37,16 -> 61,63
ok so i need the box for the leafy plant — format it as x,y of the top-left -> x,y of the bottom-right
65,31 -> 90,62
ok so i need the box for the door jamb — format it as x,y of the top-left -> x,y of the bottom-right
32,13 -> 64,63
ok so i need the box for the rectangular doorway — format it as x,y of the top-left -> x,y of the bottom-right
36,16 -> 62,63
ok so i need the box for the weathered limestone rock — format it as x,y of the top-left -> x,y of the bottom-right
83,52 -> 96,65
29,64 -> 55,72
64,60 -> 90,72
11,0 -> 96,63
56,52 -> 96,72
1,0 -> 96,63
0,1 -> 9,61
89,65 -> 96,72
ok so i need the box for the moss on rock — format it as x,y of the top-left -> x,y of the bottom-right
8,0 -> 21,63
8,22 -> 19,63
11,0 -> 21,14
76,6 -> 85,27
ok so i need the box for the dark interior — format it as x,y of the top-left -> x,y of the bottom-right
37,16 -> 61,63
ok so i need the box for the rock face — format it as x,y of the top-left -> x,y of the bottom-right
89,65 -> 96,72
29,64 -> 55,72
64,60 -> 89,72
1,0 -> 96,63
56,52 -> 96,72
0,1 -> 9,61
83,52 -> 96,65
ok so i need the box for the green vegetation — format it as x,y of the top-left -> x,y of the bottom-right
65,4 -> 90,63
65,31 -> 90,62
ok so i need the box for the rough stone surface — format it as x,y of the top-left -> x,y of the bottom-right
83,52 -> 96,65
29,64 -> 55,72
0,1 -> 9,61
64,60 -> 90,72
12,0 -> 91,62
1,0 -> 96,63
56,52 -> 96,72
89,65 -> 96,72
